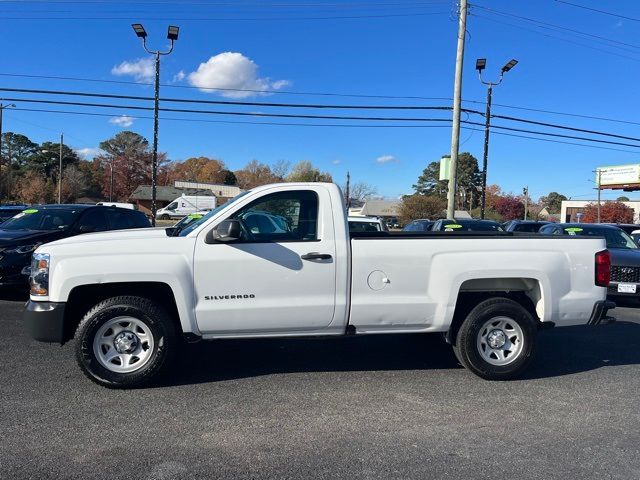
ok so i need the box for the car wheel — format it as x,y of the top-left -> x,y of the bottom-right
75,295 -> 176,388
454,297 -> 537,380
159,214 -> 170,220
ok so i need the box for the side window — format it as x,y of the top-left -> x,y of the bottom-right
77,209 -> 108,232
105,210 -> 147,230
231,190 -> 319,242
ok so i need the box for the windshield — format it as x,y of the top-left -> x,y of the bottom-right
564,226 -> 638,249
441,220 -> 503,232
349,221 -> 382,232
1,208 -> 80,231
177,191 -> 251,237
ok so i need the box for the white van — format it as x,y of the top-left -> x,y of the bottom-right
156,195 -> 216,220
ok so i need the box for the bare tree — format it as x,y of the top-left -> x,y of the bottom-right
347,182 -> 378,201
271,159 -> 291,180
61,164 -> 87,202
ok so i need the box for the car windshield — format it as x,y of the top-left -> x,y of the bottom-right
349,221 -> 382,232
0,208 -> 80,231
177,191 -> 251,237
564,226 -> 638,249
441,221 -> 503,232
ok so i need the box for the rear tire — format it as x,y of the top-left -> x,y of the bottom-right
159,214 -> 170,220
74,295 -> 176,388
454,297 -> 537,380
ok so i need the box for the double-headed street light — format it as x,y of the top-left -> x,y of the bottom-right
476,58 -> 518,219
131,23 -> 179,226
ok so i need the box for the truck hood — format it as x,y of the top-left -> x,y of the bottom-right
610,248 -> 640,267
40,227 -> 168,249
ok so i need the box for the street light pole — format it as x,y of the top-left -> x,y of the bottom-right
132,23 -> 179,226
596,169 -> 602,223
476,58 -> 518,219
0,103 -> 17,204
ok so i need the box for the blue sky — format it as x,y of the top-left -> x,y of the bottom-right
0,0 -> 639,201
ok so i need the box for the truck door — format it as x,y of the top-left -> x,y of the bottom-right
193,187 -> 338,334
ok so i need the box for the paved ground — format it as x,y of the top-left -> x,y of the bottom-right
1,293 -> 640,480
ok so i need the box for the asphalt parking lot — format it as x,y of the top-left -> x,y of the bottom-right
2,293 -> 640,480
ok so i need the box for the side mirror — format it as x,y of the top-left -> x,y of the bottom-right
210,219 -> 242,243
78,225 -> 96,234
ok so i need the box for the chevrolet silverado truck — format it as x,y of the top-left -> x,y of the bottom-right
24,183 -> 614,388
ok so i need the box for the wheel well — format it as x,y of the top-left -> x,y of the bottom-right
63,282 -> 182,343
445,286 -> 541,346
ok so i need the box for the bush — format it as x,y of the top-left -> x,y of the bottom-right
398,195 -> 446,224
581,202 -> 634,224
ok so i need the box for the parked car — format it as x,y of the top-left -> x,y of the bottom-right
0,205 -> 28,224
24,182 -> 612,388
604,223 -> 640,235
632,229 -> 640,246
172,211 -> 210,231
431,219 -> 504,232
385,217 -> 400,229
503,220 -> 551,233
0,205 -> 150,288
156,195 -> 217,220
539,223 -> 640,301
402,219 -> 433,232
348,216 -> 388,232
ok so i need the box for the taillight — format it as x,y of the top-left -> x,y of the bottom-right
595,250 -> 611,287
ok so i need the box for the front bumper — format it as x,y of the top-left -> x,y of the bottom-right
588,300 -> 616,325
23,300 -> 66,343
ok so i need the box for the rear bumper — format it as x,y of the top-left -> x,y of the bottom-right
588,300 -> 616,326
24,300 -> 66,343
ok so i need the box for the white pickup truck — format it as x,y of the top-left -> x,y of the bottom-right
24,182 -> 614,388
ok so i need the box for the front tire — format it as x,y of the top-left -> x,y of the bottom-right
74,296 -> 176,388
453,298 -> 537,380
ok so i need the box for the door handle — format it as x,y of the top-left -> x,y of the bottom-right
301,252 -> 332,260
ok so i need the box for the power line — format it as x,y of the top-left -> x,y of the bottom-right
0,0 -> 449,5
0,11 -> 449,20
0,72 -> 451,100
4,86 -> 640,142
0,86 -> 455,111
471,13 -> 640,63
473,4 -> 640,51
10,105 -> 640,154
554,0 -> 640,23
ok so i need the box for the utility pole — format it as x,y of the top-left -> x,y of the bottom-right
109,160 -> 115,201
58,133 -> 63,204
132,23 -> 179,226
596,169 -> 602,223
0,103 -> 16,204
475,58 -> 518,219
446,0 -> 468,220
523,186 -> 529,220
345,171 -> 351,209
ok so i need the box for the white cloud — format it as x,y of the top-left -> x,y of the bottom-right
173,70 -> 186,82
111,57 -> 154,82
109,115 -> 135,128
75,147 -> 103,159
332,159 -> 341,165
376,154 -> 397,164
187,52 -> 290,98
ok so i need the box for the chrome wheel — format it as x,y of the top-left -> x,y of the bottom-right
476,316 -> 524,366
93,316 -> 155,373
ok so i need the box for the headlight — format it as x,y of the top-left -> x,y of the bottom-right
30,252 -> 50,296
7,243 -> 42,255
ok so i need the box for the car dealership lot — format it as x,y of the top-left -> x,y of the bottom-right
2,295 -> 640,480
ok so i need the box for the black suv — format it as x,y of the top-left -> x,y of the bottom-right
431,219 -> 504,232
0,205 -> 28,224
0,205 -> 150,287
503,220 -> 550,233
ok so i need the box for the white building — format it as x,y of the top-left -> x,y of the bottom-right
560,200 -> 640,223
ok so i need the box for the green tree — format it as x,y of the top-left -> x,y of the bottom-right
540,191 -> 567,214
412,152 -> 482,209
617,196 -> 630,202
1,132 -> 38,169
27,141 -> 79,179
286,160 -> 332,183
